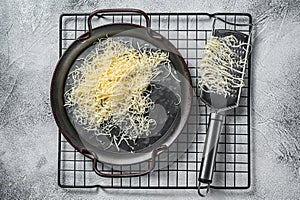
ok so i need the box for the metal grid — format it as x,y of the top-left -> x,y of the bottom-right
58,12 -> 251,189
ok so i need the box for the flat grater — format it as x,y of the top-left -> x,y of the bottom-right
197,23 -> 252,196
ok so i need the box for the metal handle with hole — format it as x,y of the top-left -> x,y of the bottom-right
82,145 -> 167,178
198,113 -> 225,197
82,8 -> 151,40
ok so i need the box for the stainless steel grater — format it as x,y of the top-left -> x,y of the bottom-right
198,25 -> 252,196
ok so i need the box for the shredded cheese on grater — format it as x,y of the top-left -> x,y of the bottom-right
64,38 -> 173,151
199,35 -> 248,97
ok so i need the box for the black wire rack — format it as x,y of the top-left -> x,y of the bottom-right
58,12 -> 251,190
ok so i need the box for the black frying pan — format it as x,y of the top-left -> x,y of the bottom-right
50,9 -> 192,177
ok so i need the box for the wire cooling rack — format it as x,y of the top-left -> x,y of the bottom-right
58,12 -> 251,190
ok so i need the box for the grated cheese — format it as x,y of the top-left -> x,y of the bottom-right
64,38 -> 172,150
199,35 -> 248,97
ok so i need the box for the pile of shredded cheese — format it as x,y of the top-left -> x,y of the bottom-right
199,35 -> 248,97
64,38 -> 172,151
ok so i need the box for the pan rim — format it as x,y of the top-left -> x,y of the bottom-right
50,23 -> 193,166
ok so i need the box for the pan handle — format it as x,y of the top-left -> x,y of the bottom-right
81,8 -> 151,40
82,145 -> 168,178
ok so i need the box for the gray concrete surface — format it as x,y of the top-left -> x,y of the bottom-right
0,0 -> 300,199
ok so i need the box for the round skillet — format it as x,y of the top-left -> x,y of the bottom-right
51,9 -> 192,177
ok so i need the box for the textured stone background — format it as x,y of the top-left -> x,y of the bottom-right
0,0 -> 300,199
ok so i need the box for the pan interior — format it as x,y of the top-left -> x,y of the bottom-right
63,34 -> 187,166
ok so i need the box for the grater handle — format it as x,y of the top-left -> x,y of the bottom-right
198,112 -> 224,197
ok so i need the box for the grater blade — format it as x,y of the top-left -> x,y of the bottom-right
200,29 -> 249,112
